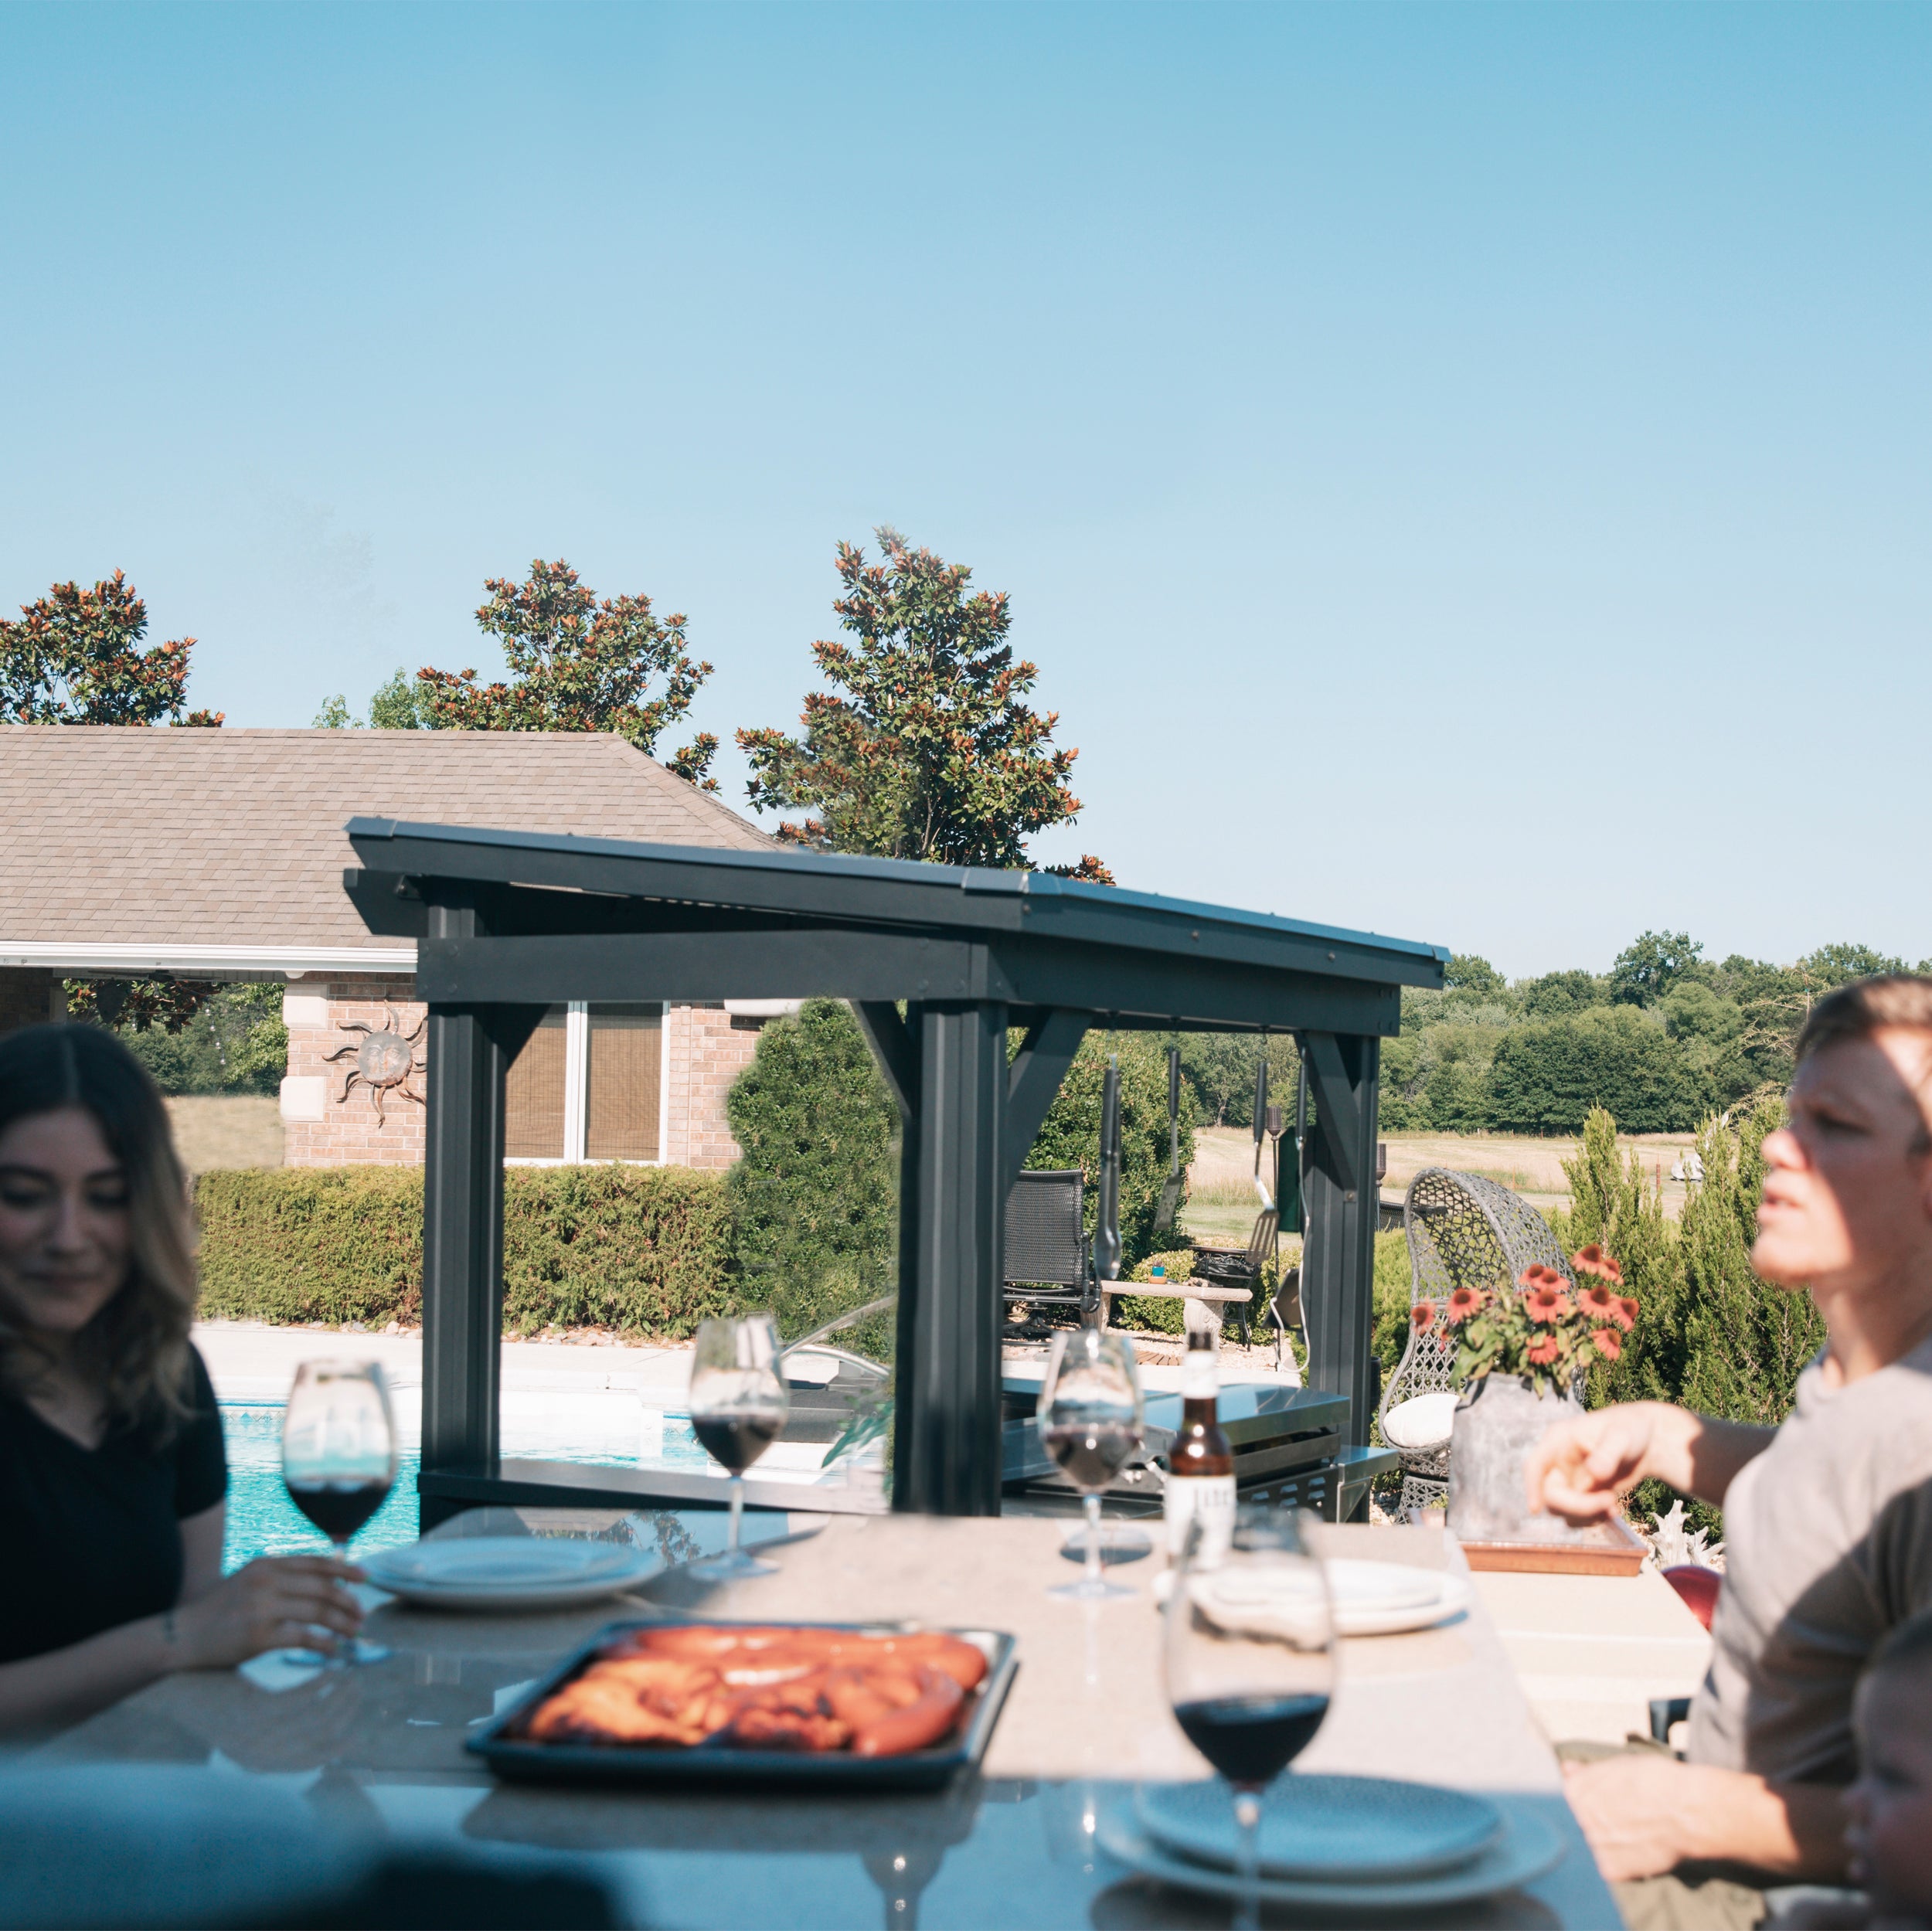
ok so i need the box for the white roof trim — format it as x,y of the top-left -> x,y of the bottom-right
0,942 -> 418,977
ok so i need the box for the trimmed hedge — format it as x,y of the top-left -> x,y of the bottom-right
195,1164 -> 737,1339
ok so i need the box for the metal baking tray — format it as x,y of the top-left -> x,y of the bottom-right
466,1619 -> 1019,1791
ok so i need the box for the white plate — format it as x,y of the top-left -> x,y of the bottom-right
1156,1560 -> 1471,1638
1322,1559 -> 1472,1637
362,1537 -> 661,1611
1098,1797 -> 1563,1912
1136,1774 -> 1502,1883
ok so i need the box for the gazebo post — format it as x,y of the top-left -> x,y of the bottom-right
893,1000 -> 1009,1516
417,899 -> 543,1531
1300,1030 -> 1384,1450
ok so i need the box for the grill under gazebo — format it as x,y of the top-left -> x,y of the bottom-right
340,818 -> 1445,1525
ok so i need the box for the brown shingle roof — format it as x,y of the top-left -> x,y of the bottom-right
0,727 -> 771,960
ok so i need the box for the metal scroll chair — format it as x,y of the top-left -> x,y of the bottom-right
1004,1170 -> 1097,1314
1264,1263 -> 1303,1375
1188,1208 -> 1278,1350
1377,1168 -> 1576,1515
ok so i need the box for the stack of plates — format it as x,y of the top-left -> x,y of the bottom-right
361,1537 -> 661,1612
1100,1776 -> 1563,1911
1154,1560 -> 1471,1637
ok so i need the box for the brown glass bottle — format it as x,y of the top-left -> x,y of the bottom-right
1164,1329 -> 1236,1560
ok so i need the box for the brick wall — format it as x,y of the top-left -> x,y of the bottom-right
663,1002 -> 760,1169
280,980 -> 757,1171
280,975 -> 427,1166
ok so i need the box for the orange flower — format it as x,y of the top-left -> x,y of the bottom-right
1523,1282 -> 1571,1323
1411,1303 -> 1437,1332
1519,1263 -> 1565,1290
1577,1281 -> 1621,1322
1573,1244 -> 1626,1286
1526,1334 -> 1562,1366
1445,1284 -> 1487,1324
1590,1328 -> 1623,1362
1613,1295 -> 1639,1331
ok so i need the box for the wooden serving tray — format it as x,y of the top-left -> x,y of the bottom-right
1458,1515 -> 1647,1576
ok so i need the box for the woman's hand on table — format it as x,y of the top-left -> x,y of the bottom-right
172,1556 -> 366,1669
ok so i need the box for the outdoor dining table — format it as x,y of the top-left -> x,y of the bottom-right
39,1515 -> 1619,1928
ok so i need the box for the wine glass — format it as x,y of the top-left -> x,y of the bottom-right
1036,1325 -> 1144,1602
1163,1506 -> 1335,1930
686,1313 -> 791,1583
281,1360 -> 396,1666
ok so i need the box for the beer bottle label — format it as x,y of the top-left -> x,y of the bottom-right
1164,1471 -> 1237,1562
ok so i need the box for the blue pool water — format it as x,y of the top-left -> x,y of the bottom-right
218,1402 -> 713,1572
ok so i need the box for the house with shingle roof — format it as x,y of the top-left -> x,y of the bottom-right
0,726 -> 784,1169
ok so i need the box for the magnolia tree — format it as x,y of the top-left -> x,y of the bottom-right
738,528 -> 1110,882
0,570 -> 221,727
0,571 -> 221,1032
418,559 -> 719,787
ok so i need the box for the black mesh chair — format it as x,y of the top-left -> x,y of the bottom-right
1004,1170 -> 1097,1314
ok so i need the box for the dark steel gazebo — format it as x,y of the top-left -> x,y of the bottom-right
342,818 -> 1445,1525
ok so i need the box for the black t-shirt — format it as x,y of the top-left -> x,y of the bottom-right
0,1344 -> 227,1664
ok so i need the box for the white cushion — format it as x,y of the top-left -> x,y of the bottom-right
1382,1391 -> 1458,1450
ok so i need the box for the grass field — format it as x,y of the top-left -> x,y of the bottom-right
168,1096 -> 284,1175
1179,1124 -> 1704,1243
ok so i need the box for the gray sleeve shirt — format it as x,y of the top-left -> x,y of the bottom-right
1685,1331 -> 1932,1786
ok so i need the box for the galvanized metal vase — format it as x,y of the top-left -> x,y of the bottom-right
1447,1373 -> 1587,1545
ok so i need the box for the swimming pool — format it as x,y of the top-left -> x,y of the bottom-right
217,1402 -> 715,1572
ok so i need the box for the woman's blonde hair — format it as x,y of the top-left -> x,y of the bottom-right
0,1023 -> 197,1435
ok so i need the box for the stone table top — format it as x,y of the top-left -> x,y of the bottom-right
41,1515 -> 1619,1928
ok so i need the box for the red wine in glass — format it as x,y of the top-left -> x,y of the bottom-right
281,1360 -> 397,1665
1036,1328 -> 1144,1602
1165,1508 -> 1335,1931
287,1480 -> 391,1545
685,1314 -> 790,1582
1041,1421 -> 1136,1493
1174,1693 -> 1332,1787
692,1412 -> 784,1474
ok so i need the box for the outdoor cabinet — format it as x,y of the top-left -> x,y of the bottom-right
343,820 -> 1443,1525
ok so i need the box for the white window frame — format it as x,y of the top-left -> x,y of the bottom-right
505,999 -> 668,1167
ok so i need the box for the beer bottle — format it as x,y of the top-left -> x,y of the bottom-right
1164,1328 -> 1236,1562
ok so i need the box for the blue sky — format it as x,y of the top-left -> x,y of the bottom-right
3,2 -> 1926,977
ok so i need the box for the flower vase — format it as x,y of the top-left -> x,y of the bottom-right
1446,1373 -> 1587,1545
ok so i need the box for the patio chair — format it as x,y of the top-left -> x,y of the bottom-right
1004,1169 -> 1097,1315
1263,1263 -> 1303,1375
1378,1168 -> 1576,1515
1185,1207 -> 1279,1349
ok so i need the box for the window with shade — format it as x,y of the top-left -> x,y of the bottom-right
502,1003 -> 665,1163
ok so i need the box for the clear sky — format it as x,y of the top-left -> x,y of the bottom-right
3,2 -> 1926,977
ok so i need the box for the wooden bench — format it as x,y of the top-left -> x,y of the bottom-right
1107,1279 -> 1252,1339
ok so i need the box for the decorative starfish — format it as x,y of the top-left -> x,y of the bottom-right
322,1005 -> 427,1124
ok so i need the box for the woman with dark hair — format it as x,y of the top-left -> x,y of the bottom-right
0,1024 -> 363,1736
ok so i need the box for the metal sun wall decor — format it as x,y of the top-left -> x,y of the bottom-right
325,1005 -> 427,1124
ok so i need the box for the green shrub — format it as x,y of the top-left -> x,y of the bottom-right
1485,1006 -> 1708,1134
1557,1107 -> 1687,1411
1678,1095 -> 1821,1427
1370,1231 -> 1413,1382
723,1000 -> 899,1355
195,1164 -> 736,1338
1114,1249 -> 1196,1334
1025,1033 -> 1197,1268
122,984 -> 287,1097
